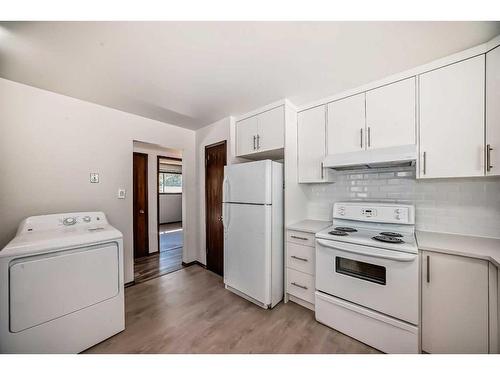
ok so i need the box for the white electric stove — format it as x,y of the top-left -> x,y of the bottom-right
314,202 -> 419,354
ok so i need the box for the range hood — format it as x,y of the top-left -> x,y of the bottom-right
323,144 -> 417,171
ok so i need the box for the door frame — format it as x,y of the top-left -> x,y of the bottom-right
133,152 -> 149,259
157,155 -> 183,254
205,140 -> 227,274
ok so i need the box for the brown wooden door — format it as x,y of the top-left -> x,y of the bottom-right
133,152 -> 149,259
205,141 -> 227,276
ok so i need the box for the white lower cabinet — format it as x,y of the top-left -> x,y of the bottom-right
285,230 -> 316,309
421,251 -> 489,353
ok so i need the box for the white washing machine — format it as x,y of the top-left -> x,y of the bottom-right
0,212 -> 125,353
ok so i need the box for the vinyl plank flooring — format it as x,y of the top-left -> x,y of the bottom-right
85,266 -> 380,354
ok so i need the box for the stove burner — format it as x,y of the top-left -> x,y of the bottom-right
329,230 -> 349,236
334,227 -> 358,233
379,231 -> 403,238
372,235 -> 405,244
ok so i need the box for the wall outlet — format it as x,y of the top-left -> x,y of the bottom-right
90,173 -> 99,183
117,189 -> 126,199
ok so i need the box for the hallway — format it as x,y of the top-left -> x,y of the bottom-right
134,222 -> 183,284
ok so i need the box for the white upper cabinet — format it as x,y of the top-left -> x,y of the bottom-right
236,105 -> 285,158
257,106 -> 285,152
365,77 -> 416,149
236,116 -> 259,156
486,46 -> 500,176
327,93 -> 366,154
298,106 -> 330,183
419,55 -> 485,179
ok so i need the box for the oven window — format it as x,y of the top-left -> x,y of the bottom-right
335,257 -> 386,285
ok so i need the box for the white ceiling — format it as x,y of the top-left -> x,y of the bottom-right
1,21 -> 499,130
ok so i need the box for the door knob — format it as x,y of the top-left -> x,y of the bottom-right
219,216 -> 223,222
139,209 -> 145,214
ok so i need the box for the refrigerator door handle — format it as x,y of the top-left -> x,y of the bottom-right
222,203 -> 230,230
222,176 -> 230,202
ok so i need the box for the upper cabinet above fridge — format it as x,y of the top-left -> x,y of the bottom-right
235,102 -> 291,160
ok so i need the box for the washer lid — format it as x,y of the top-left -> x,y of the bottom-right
1,216 -> 122,259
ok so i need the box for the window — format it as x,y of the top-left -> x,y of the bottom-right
159,172 -> 182,194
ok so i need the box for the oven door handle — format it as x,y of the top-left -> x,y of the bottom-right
316,239 -> 417,262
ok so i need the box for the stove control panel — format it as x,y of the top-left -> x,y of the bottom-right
333,202 -> 414,224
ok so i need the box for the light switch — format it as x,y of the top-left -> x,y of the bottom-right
117,189 -> 126,199
90,173 -> 99,183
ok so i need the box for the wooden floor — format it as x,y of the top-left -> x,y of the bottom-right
85,265 -> 380,354
159,222 -> 182,233
133,247 -> 183,284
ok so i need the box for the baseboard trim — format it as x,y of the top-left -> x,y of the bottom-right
124,281 -> 135,288
288,294 -> 315,311
182,260 -> 206,268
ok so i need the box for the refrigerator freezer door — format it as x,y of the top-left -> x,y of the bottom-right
223,203 -> 272,305
223,160 -> 272,205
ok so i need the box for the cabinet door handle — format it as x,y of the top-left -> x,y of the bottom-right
360,128 -> 363,148
256,134 -> 260,149
291,282 -> 308,290
253,135 -> 256,150
487,144 -> 493,172
290,235 -> 308,241
291,255 -> 308,262
422,151 -> 427,175
367,126 -> 371,148
426,255 -> 430,283
321,162 -> 324,179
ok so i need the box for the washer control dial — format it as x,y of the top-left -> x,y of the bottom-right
63,217 -> 77,226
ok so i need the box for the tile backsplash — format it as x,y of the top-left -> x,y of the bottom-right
306,166 -> 500,238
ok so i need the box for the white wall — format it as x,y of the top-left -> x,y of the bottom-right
305,166 -> 500,239
0,78 -> 197,283
133,141 -> 183,254
195,116 -> 249,264
160,194 -> 182,224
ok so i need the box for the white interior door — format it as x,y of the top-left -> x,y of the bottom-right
223,203 -> 271,305
298,105 -> 327,183
419,55 -> 485,178
366,77 -> 416,149
487,45 -> 500,176
9,243 -> 119,333
421,251 -> 489,353
236,116 -> 258,156
327,93 -> 366,154
257,106 -> 284,152
223,160 -> 271,204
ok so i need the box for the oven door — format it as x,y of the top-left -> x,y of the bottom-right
316,239 -> 418,324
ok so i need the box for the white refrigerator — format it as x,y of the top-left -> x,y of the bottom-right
222,160 -> 283,309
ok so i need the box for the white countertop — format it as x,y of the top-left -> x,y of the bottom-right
287,220 -> 331,234
416,231 -> 500,267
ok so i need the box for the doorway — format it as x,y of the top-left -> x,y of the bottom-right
205,141 -> 227,276
133,152 -> 149,259
157,155 -> 183,274
132,141 -> 185,285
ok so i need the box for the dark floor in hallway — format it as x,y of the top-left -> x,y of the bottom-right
134,222 -> 183,284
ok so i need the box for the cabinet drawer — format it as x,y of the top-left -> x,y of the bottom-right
287,230 -> 315,247
287,242 -> 315,275
287,268 -> 315,304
